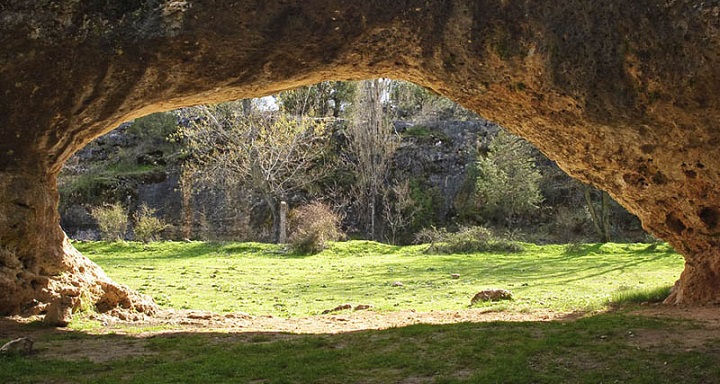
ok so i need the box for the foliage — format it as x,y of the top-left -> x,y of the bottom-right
407,180 -> 443,234
178,104 -> 330,242
475,129 -> 543,226
344,79 -> 400,240
413,226 -> 448,246
402,125 -> 433,138
416,226 -> 524,254
382,180 -> 418,244
388,80 -> 477,121
127,112 -> 178,141
133,204 -> 168,243
90,203 -> 127,241
288,201 -> 343,254
452,159 -> 482,223
60,80 -> 648,245
276,81 -> 356,117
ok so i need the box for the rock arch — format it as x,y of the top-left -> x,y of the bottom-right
1,0 -> 719,314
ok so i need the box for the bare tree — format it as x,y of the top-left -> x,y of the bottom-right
178,102 -> 328,242
345,79 -> 399,240
383,179 -> 418,244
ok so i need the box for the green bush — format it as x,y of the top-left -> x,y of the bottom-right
128,112 -> 178,141
90,203 -> 127,241
415,226 -> 523,254
133,204 -> 168,243
474,130 -> 542,226
289,201 -> 343,254
408,179 -> 442,234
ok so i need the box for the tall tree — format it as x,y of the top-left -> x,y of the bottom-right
584,186 -> 612,242
475,129 -> 543,227
178,103 -> 328,242
344,79 -> 399,240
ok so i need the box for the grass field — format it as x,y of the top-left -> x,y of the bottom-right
5,240 -> 717,384
77,240 -> 684,316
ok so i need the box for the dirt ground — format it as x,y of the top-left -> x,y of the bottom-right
2,306 -> 719,363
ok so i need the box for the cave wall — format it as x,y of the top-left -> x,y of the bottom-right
1,0 -> 720,312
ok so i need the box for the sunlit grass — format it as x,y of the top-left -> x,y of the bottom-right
3,241 -> 712,383
76,240 -> 684,317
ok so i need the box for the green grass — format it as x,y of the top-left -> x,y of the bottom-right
74,240 -> 684,317
607,285 -> 674,306
3,241 -> 716,383
2,313 -> 719,383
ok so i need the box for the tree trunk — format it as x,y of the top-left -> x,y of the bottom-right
600,191 -> 611,243
180,170 -> 193,240
241,99 -> 253,116
0,166 -> 156,316
584,186 -> 611,243
262,194 -> 281,243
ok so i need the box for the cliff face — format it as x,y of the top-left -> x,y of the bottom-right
59,118 -> 499,242
1,0 -> 720,314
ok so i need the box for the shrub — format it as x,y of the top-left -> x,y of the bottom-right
289,201 -> 343,254
474,130 -> 542,226
133,204 -> 168,243
90,203 -> 127,241
414,226 -> 448,246
128,112 -> 178,141
415,226 -> 523,254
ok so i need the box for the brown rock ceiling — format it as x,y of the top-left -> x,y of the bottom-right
1,0 -> 719,314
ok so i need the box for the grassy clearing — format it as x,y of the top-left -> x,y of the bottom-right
3,241 -> 715,383
76,240 -> 683,317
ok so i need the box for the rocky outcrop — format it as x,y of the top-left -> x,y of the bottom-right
60,118 -> 497,241
1,1 -> 720,313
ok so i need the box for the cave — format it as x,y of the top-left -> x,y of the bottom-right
1,1 -> 720,316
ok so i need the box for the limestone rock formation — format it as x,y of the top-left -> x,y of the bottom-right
1,1 -> 720,313
42,296 -> 74,327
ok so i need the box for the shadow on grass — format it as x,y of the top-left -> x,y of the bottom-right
562,242 -> 678,258
76,241 -> 294,263
1,309 -> 718,384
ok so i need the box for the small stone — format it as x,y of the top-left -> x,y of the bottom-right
0,337 -> 33,356
451,274 -> 461,279
469,289 -> 513,305
392,281 -> 404,287
43,297 -> 74,327
354,304 -> 373,311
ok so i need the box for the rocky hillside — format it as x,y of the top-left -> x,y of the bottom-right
58,114 -> 645,244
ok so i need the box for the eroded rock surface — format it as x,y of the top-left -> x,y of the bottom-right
1,1 -> 720,313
